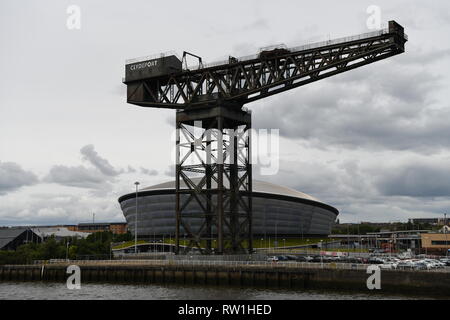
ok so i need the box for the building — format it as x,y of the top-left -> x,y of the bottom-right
408,218 -> 447,226
66,222 -> 128,234
330,230 -> 430,252
421,229 -> 450,254
118,179 -> 339,239
0,227 -> 41,251
0,223 -> 129,237
31,227 -> 89,240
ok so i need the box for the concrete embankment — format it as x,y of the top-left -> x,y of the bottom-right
0,263 -> 449,297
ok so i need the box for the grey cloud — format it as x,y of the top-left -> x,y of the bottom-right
44,145 -> 122,190
0,161 -> 38,195
376,159 -> 450,197
398,47 -> 450,67
80,144 -> 122,176
0,192 -> 123,226
44,165 -> 112,189
141,167 -> 158,176
164,165 -> 175,177
127,166 -> 137,173
255,159 -> 374,205
253,56 -> 448,153
256,157 -> 450,222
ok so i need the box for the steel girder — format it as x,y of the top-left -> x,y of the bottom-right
126,22 -> 406,110
175,106 -> 252,254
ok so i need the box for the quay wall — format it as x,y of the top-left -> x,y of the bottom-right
0,263 -> 448,297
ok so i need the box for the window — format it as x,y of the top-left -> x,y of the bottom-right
431,241 -> 450,246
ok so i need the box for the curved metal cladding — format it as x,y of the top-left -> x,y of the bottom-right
118,180 -> 339,238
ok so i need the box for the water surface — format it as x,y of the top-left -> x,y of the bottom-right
0,282 -> 420,300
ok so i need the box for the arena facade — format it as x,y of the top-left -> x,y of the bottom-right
118,179 -> 339,239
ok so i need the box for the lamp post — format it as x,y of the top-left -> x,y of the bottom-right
445,213 -> 448,257
66,241 -> 70,261
134,181 -> 140,255
320,240 -> 324,268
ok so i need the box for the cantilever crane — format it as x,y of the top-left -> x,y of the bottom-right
123,21 -> 407,255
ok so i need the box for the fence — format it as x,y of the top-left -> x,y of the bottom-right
38,259 -> 449,273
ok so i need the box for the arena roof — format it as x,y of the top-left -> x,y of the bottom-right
119,179 -> 339,216
141,179 -> 321,203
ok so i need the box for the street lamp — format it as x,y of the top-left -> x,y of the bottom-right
66,241 -> 70,261
134,181 -> 140,254
320,240 -> 324,267
445,213 -> 448,257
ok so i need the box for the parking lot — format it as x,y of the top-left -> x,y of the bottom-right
267,254 -> 450,272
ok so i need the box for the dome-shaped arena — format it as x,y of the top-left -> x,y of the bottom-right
118,179 -> 339,239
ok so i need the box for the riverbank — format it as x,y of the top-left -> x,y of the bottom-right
1,261 -> 449,298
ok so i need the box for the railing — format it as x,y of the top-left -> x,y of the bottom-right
185,27 -> 407,71
125,50 -> 181,65
122,28 -> 408,77
38,259 -> 449,273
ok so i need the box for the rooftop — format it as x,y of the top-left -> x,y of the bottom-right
141,178 -> 321,203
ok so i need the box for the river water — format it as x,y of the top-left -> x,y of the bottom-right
0,282 -> 420,300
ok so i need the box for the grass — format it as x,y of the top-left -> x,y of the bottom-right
112,240 -> 148,250
112,238 -> 350,251
252,238 -> 336,248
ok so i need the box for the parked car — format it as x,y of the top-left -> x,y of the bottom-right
285,255 -> 298,261
370,249 -> 386,254
267,256 -> 278,262
368,257 -> 385,264
276,255 -> 289,261
329,256 -> 342,262
397,261 -> 415,270
414,262 -> 431,270
378,263 -> 395,270
312,256 -> 323,263
374,260 -> 398,269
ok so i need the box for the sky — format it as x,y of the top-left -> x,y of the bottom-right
1,0 -> 450,225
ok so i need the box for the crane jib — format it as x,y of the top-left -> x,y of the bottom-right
124,21 -> 406,111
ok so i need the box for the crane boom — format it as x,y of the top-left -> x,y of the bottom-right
124,21 -> 407,110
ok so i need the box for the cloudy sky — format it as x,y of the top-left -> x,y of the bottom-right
1,0 -> 450,225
